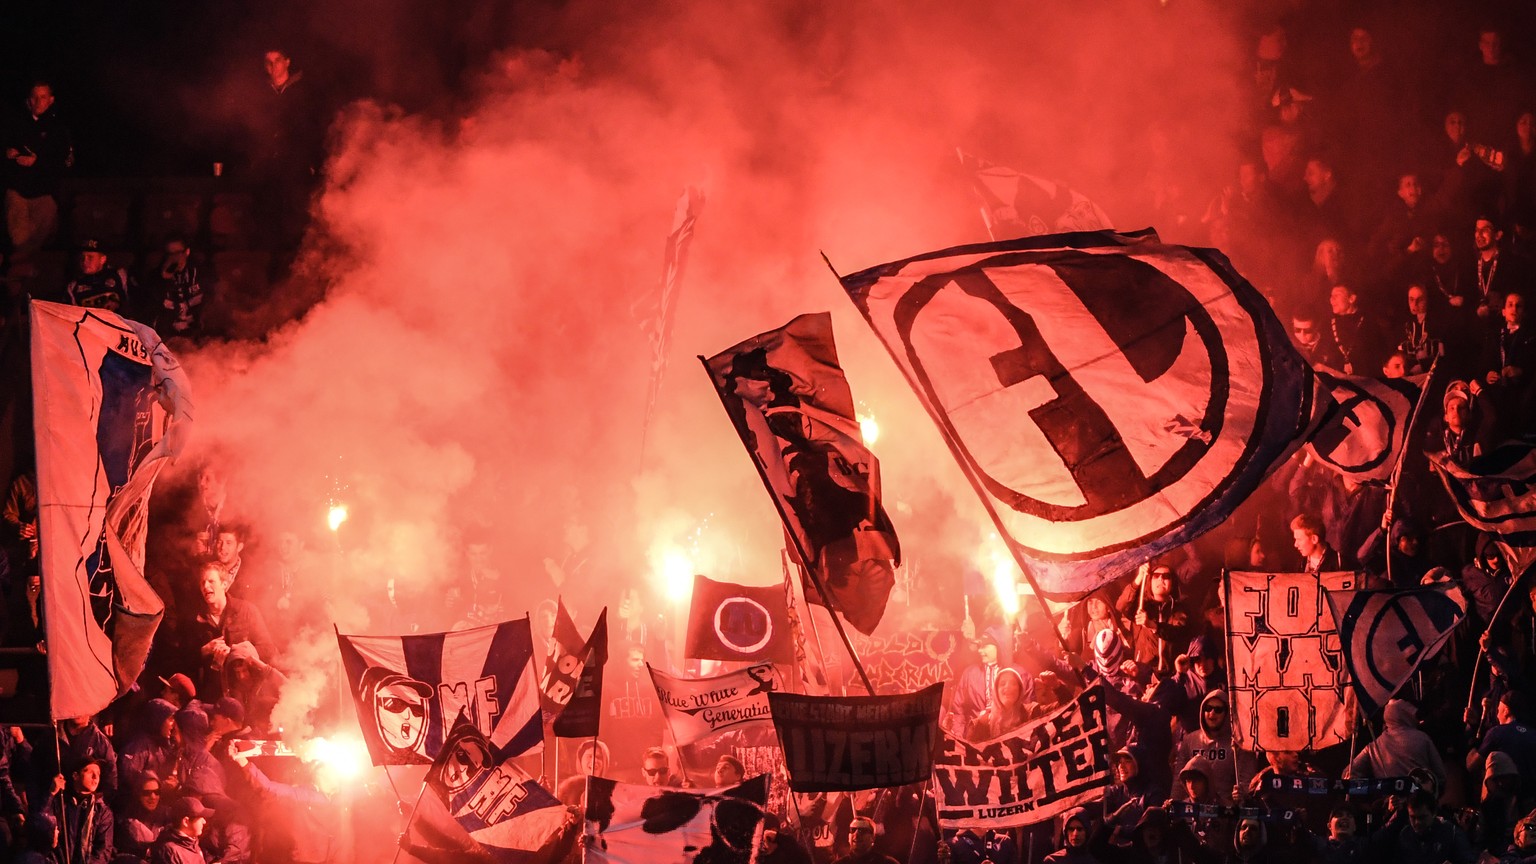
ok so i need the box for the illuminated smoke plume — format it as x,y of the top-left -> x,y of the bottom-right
174,0 -> 1244,750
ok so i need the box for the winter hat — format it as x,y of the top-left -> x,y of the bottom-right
1093,628 -> 1125,676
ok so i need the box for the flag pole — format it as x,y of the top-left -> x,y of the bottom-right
1463,555 -> 1535,726
391,776 -> 430,864
1382,357 -> 1441,585
697,355 -> 877,695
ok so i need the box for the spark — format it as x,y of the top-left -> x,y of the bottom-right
983,533 -> 1020,618
327,503 -> 349,532
660,547 -> 694,605
858,414 -> 880,445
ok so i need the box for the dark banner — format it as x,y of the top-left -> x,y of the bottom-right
770,682 -> 943,792
932,686 -> 1111,829
553,609 -> 606,739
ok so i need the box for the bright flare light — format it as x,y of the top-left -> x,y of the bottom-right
660,547 -> 694,605
983,533 -> 1020,618
858,414 -> 880,445
326,503 -> 349,532
301,734 -> 369,795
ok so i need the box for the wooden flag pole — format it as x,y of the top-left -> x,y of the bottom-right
820,252 -> 1083,680
698,355 -> 876,695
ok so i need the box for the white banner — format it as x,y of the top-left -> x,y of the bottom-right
1226,571 -> 1356,752
647,662 -> 780,746
31,300 -> 192,719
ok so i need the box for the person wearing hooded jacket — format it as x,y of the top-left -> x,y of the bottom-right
1168,756 -> 1228,850
119,701 -> 181,800
1176,637 -> 1225,729
1218,816 -> 1281,864
1103,746 -> 1159,832
1345,699 -> 1446,791
968,667 -> 1035,741
1045,807 -> 1106,864
1173,691 -> 1251,805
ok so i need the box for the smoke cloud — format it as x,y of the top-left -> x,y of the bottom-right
174,0 -> 1247,750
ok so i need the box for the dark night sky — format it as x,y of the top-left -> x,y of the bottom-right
0,0 -> 540,176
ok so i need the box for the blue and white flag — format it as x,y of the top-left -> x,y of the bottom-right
1325,584 -> 1468,716
32,300 -> 193,720
1429,442 -> 1536,535
1306,370 -> 1423,484
337,617 -> 543,765
407,718 -> 570,864
956,150 -> 1113,240
839,231 -> 1321,598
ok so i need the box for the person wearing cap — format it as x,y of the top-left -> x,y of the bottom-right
150,796 -> 213,864
950,634 -> 1002,738
832,816 -> 897,864
205,697 -> 247,744
61,238 -> 134,314
158,674 -> 198,709
58,714 -> 117,799
43,755 -> 113,864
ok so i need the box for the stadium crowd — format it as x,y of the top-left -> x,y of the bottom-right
0,6 -> 1534,864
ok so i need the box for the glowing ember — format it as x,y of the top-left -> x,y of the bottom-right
858,414 -> 880,445
301,734 -> 369,794
327,503 -> 349,532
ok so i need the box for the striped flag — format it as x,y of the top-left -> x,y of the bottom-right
405,717 -> 571,864
337,617 -> 544,766
1429,442 -> 1536,535
1325,584 -> 1467,716
31,300 -> 193,720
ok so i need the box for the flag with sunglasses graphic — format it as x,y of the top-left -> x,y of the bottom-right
405,716 -> 572,864
337,617 -> 544,766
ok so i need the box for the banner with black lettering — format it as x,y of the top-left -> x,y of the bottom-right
647,662 -> 780,746
1325,584 -> 1467,717
770,682 -> 943,792
1225,571 -> 1357,752
839,231 -> 1320,599
32,300 -> 193,720
539,597 -> 589,723
685,574 -> 794,663
552,608 -> 606,739
931,686 -> 1112,829
1306,370 -> 1423,484
703,312 -> 901,634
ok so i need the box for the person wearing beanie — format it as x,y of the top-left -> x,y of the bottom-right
173,705 -> 228,805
